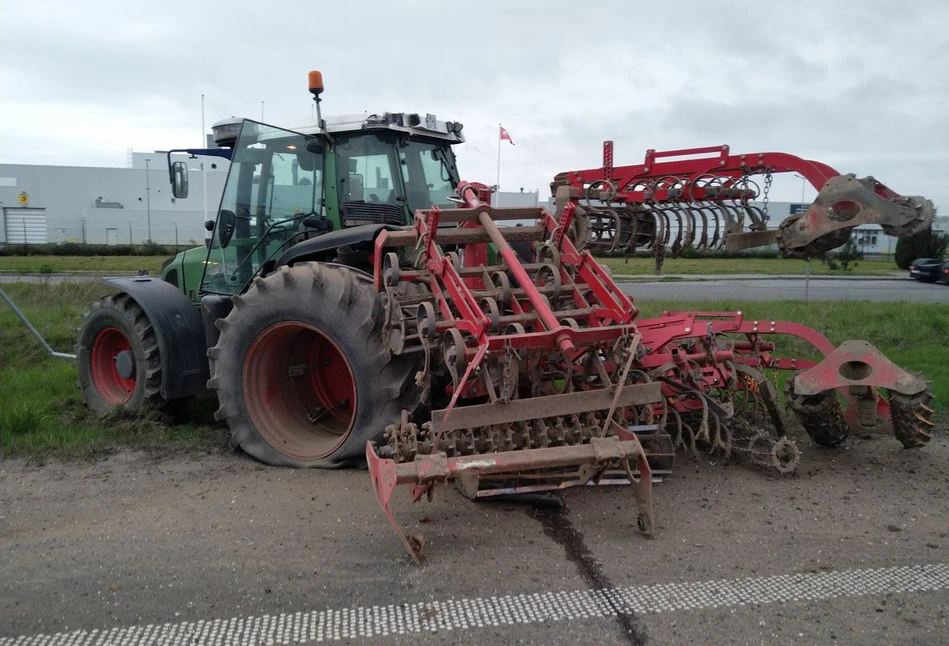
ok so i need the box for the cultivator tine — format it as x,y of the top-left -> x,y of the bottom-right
367,441 -> 426,564
553,142 -> 934,272
695,204 -> 710,249
623,445 -> 655,535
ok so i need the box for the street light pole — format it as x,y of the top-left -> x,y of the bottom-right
144,158 -> 152,242
793,173 -> 806,205
794,173 -> 810,301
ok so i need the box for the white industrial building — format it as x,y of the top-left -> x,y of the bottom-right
0,151 -> 229,246
0,155 -> 943,256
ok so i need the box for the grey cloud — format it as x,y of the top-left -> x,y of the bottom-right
1,0 -> 947,208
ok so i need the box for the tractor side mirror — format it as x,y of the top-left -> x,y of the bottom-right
218,210 -> 236,248
296,139 -> 324,172
171,161 -> 189,199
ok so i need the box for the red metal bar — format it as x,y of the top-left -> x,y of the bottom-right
367,434 -> 654,563
457,182 -> 576,354
602,140 -> 614,181
792,340 -> 929,397
562,144 -> 853,204
547,209 -> 638,323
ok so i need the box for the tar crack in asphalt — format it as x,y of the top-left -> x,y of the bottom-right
529,502 -> 649,646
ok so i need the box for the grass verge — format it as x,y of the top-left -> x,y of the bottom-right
0,255 -> 902,278
0,281 -> 223,459
0,283 -> 945,459
635,299 -> 949,419
0,255 -> 172,275
598,255 -> 901,277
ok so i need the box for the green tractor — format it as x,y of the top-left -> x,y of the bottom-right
76,72 -> 463,467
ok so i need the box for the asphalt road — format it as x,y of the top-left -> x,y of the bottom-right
2,429 -> 948,645
619,277 -> 949,303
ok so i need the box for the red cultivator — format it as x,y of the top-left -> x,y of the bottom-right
367,181 -> 934,564
552,142 -> 935,267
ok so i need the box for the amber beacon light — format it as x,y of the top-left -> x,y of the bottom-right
308,70 -> 324,97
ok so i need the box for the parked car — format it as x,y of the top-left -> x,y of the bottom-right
938,261 -> 949,286
908,258 -> 946,282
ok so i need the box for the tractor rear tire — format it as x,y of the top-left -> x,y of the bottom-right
207,263 -> 420,468
76,293 -> 164,412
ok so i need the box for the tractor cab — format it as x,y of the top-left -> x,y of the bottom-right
166,104 -> 463,299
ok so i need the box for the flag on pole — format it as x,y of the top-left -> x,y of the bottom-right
499,125 -> 514,145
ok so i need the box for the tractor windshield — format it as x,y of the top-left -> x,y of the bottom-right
399,141 -> 458,211
202,120 -> 324,294
334,134 -> 458,225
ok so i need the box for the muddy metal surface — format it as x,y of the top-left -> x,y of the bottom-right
1,427 -> 948,645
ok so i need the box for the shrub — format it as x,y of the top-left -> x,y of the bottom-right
0,243 -> 190,258
894,225 -> 948,269
822,238 -> 864,271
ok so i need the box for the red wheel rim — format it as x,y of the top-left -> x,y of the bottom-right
90,327 -> 136,405
242,322 -> 358,461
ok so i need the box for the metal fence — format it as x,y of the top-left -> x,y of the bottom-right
19,219 -> 207,247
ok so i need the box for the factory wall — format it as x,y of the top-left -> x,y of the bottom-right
0,163 -> 943,257
0,162 -> 227,245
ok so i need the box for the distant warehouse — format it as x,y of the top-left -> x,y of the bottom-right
1,153 -> 939,256
0,152 -> 227,246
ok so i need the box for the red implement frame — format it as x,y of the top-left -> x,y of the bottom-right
553,142 -> 931,259
367,435 -> 654,564
558,143 -> 880,203
365,178 -> 929,564
367,182 -> 665,563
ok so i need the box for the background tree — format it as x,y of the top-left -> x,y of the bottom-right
895,223 -> 948,269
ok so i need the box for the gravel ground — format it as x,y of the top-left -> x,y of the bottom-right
1,424 -> 947,645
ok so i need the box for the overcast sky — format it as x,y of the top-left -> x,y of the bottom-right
2,0 -> 947,208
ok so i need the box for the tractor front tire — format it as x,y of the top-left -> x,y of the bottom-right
208,263 -> 419,468
77,294 -> 163,412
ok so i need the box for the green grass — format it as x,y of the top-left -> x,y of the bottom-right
598,255 -> 901,277
0,254 -> 903,278
0,255 -> 171,275
634,299 -> 949,416
0,283 -> 945,459
0,282 -> 222,459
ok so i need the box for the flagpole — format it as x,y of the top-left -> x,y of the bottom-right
495,123 -> 502,207
201,94 -> 209,242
